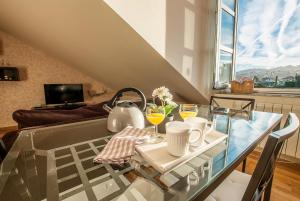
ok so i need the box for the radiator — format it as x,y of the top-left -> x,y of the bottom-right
255,103 -> 300,161
214,94 -> 300,162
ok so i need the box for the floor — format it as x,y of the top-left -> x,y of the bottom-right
237,151 -> 300,201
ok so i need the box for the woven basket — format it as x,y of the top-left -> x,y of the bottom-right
231,80 -> 254,94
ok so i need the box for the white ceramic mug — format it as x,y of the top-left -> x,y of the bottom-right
165,121 -> 202,156
184,117 -> 211,146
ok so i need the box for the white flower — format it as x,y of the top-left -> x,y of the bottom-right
152,86 -> 170,100
152,86 -> 177,110
167,100 -> 178,107
164,92 -> 173,102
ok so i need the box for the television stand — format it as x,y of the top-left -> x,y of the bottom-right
32,103 -> 87,110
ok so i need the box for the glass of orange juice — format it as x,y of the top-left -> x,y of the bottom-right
179,104 -> 198,120
146,104 -> 165,143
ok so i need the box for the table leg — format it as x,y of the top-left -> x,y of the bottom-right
242,158 -> 247,172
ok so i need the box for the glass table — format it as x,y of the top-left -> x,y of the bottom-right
0,107 -> 282,201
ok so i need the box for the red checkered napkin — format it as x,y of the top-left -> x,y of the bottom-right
93,127 -> 151,164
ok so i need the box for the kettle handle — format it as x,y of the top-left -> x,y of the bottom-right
106,87 -> 147,111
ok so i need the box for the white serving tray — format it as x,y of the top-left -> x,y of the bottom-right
135,128 -> 228,174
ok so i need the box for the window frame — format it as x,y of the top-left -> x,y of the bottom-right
214,0 -> 239,87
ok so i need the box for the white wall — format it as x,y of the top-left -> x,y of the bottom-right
105,0 -> 217,97
104,0 -> 167,57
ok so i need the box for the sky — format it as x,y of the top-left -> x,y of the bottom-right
236,0 -> 300,71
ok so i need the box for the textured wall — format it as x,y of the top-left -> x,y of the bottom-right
0,31 -> 113,127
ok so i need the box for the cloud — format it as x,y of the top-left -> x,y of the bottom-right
236,0 -> 300,71
277,1 -> 299,56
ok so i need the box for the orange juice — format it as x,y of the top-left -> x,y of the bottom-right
146,113 -> 165,125
179,111 -> 197,119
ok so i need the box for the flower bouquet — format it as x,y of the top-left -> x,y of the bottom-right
149,86 -> 178,133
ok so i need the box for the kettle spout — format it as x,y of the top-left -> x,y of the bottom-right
103,104 -> 112,112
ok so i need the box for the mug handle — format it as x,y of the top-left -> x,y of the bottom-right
189,129 -> 203,144
206,122 -> 213,134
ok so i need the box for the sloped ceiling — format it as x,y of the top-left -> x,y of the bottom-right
0,0 -> 211,103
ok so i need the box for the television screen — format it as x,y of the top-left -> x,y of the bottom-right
44,84 -> 84,105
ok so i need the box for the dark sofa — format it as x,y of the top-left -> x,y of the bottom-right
13,102 -> 108,129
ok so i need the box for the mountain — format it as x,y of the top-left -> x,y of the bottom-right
236,65 -> 300,80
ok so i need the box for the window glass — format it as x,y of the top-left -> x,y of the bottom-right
221,10 -> 235,49
236,0 -> 300,88
219,51 -> 233,83
222,0 -> 235,11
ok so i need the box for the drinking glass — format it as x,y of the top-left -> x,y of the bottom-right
146,105 -> 165,143
179,104 -> 198,120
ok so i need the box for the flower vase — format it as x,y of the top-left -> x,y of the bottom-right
158,115 -> 174,134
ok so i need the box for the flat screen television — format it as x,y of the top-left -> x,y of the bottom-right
44,84 -> 84,105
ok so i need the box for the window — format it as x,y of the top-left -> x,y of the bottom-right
220,11 -> 235,49
215,0 -> 237,87
215,0 -> 300,89
235,0 -> 300,88
219,50 -> 233,84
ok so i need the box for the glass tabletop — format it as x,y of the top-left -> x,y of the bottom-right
0,106 -> 282,201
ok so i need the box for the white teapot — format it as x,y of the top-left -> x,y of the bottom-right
103,87 -> 146,132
